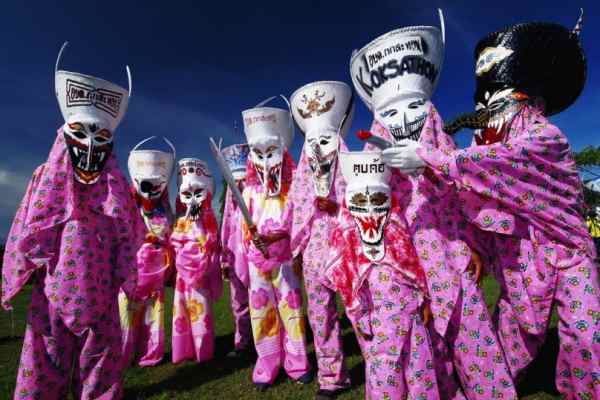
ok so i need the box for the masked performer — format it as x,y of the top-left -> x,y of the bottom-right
2,43 -> 140,400
288,81 -> 353,399
220,143 -> 253,358
170,158 -> 222,363
119,137 -> 175,367
386,13 -> 600,398
350,12 -> 518,399
241,101 -> 311,390
322,151 -> 440,400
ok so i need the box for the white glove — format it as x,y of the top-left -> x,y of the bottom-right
381,140 -> 426,172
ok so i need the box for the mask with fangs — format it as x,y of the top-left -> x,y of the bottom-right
291,81 -> 354,198
55,42 -> 131,184
473,86 -> 529,145
350,10 -> 445,144
468,15 -> 587,143
128,136 -> 176,213
221,143 -> 250,196
176,158 -> 214,221
242,98 -> 294,197
339,151 -> 391,262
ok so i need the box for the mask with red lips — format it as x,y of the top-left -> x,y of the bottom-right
128,136 -> 176,213
473,86 -> 529,145
55,42 -> 131,184
340,151 -> 391,262
242,102 -> 294,197
177,158 -> 214,221
291,81 -> 354,198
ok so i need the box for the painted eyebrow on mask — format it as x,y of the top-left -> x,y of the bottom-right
96,129 -> 113,139
67,122 -> 85,131
350,193 -> 368,206
370,192 -> 388,206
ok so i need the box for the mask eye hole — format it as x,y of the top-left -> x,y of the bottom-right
182,191 -> 192,199
370,192 -> 388,206
320,139 -> 328,146
267,153 -> 273,159
95,129 -> 113,143
72,130 -> 87,139
253,149 -> 264,160
194,189 -> 203,197
408,100 -> 425,109
488,101 -> 505,111
380,109 -> 397,118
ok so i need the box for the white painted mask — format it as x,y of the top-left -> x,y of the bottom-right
177,158 -> 213,220
291,81 -> 354,197
128,136 -> 176,202
350,10 -> 445,143
340,151 -> 392,261
55,42 -> 131,184
242,101 -> 294,197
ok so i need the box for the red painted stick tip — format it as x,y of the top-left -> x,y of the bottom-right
357,130 -> 372,140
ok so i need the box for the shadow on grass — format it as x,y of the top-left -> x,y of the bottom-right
0,336 -> 23,345
124,333 -> 257,398
517,327 -> 560,397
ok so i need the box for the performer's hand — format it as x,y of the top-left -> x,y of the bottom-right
262,231 -> 289,246
252,235 -> 268,254
422,302 -> 432,326
316,197 -> 338,214
145,233 -> 159,244
381,140 -> 426,172
468,249 -> 483,285
292,254 -> 303,271
221,263 -> 231,281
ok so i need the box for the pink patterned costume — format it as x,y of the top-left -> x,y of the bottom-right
119,138 -> 176,368
119,195 -> 172,367
289,149 -> 350,392
220,142 -> 252,353
2,132 -> 141,400
288,81 -> 353,394
171,158 -> 223,363
221,187 -> 252,351
417,105 -> 600,398
322,150 -> 439,400
367,107 -> 518,399
242,152 -> 311,385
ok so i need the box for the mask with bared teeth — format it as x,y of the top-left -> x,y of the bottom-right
339,151 -> 392,262
291,81 -> 354,198
55,42 -> 131,184
242,101 -> 294,197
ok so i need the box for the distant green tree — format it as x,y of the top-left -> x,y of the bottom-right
574,147 -> 600,252
575,146 -> 600,167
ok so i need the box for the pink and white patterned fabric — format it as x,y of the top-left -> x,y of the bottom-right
2,130 -> 142,400
241,152 -> 311,385
288,141 -> 350,391
417,105 -> 600,399
170,195 -> 222,363
221,186 -> 252,350
119,194 -> 173,368
366,104 -> 518,399
322,207 -> 439,399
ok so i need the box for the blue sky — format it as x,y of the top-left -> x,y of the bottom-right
0,0 -> 597,239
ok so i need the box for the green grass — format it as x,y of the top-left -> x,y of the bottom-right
0,277 -> 561,400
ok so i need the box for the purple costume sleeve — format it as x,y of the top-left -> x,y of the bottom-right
1,166 -> 54,310
220,188 -> 235,267
417,108 -> 593,254
116,202 -> 144,299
